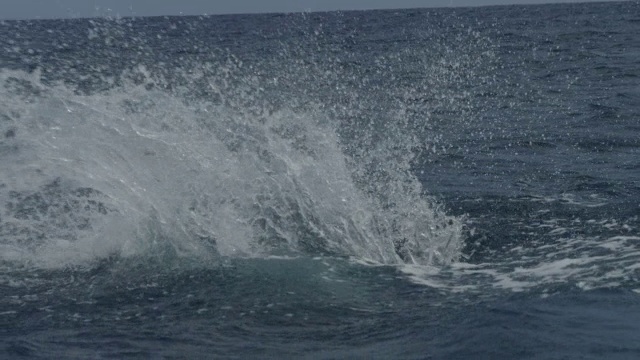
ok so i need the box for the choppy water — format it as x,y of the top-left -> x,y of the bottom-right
1,1 -> 639,358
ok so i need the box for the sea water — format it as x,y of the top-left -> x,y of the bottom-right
1,2 -> 639,358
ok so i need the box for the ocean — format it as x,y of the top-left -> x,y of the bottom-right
0,1 -> 639,358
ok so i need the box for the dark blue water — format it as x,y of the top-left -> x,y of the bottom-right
1,1 -> 639,358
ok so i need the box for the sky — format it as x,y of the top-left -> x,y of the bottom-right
0,0 -> 622,20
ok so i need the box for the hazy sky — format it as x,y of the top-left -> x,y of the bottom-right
0,0 -> 622,20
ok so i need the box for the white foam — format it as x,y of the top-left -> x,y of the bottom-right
402,228 -> 640,293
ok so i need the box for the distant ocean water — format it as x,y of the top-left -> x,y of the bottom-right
1,1 -> 639,358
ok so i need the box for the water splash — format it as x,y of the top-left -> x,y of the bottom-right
0,66 -> 458,268
0,15 -> 497,269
